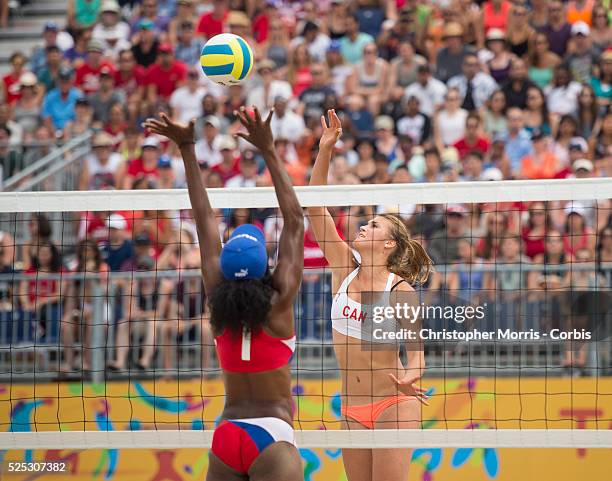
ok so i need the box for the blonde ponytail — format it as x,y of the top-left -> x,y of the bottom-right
379,214 -> 434,285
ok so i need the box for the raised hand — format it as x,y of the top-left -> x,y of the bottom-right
142,113 -> 195,147
388,373 -> 430,406
235,106 -> 274,152
319,109 -> 342,150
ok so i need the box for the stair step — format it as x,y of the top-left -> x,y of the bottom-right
21,2 -> 67,16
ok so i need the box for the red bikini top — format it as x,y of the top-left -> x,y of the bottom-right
214,327 -> 296,373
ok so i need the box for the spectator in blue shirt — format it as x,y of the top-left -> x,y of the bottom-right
174,21 -> 201,67
42,67 -> 83,133
501,107 -> 533,175
340,14 -> 374,65
30,22 -> 60,77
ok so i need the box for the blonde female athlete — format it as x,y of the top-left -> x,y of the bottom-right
307,110 -> 432,481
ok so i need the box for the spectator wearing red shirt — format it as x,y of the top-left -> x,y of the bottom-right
211,135 -> 241,184
2,52 -> 27,105
252,2 -> 277,44
146,44 -> 187,107
196,0 -> 229,38
124,136 -> 161,189
453,112 -> 491,159
20,240 -> 64,343
114,49 -> 147,102
75,39 -> 116,95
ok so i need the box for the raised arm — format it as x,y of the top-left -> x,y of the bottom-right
307,109 -> 353,270
142,113 -> 222,295
235,106 -> 304,307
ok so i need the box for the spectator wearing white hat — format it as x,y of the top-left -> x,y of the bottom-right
195,115 -> 222,167
12,73 -> 42,138
563,202 -> 596,255
566,21 -> 598,84
211,135 -> 240,185
124,136 -> 161,189
93,0 -> 130,45
80,132 -> 123,190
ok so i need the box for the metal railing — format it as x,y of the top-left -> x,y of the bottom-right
0,264 -> 609,382
2,131 -> 92,192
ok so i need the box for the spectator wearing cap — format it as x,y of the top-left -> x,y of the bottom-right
453,113 -> 491,160
67,0 -> 102,31
42,67 -> 83,133
114,49 -> 147,103
435,22 -> 476,83
124,136 -> 161,189
339,14 -> 375,65
211,135 -> 240,184
346,43 -> 389,115
80,131 -> 123,190
37,46 -> 63,92
30,22 -> 61,77
403,64 -> 447,117
225,151 -> 259,188
554,136 -> 590,178
540,0 -> 573,58
195,115 -> 222,167
448,53 -> 498,111
500,107 -> 533,173
591,50 -> 612,110
101,214 -> 134,272
93,0 -> 130,46
429,204 -> 469,264
566,22 -> 598,84
324,40 -> 351,98
270,96 -> 306,144
544,64 -> 583,116
174,21 -> 202,67
88,66 -> 125,124
572,158 -> 595,179
246,60 -> 293,114
519,129 -> 559,179
373,115 -> 398,163
378,7 -> 419,61
501,58 -> 537,110
12,73 -> 42,139
146,43 -> 187,106
196,0 -> 229,39
63,97 -> 93,139
75,40 -> 116,95
396,95 -> 431,145
156,155 -> 177,189
2,52 -> 28,105
564,203 -> 596,256
130,0 -> 169,36
297,63 -> 336,126
131,19 -> 160,68
291,21 -> 331,63
169,68 -> 205,125
168,0 -> 195,42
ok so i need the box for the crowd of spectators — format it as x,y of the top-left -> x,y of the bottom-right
0,0 -> 611,375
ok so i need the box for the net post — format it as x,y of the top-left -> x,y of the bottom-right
91,280 -> 104,384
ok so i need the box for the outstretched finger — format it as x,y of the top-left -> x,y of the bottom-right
159,112 -> 172,126
235,132 -> 251,143
320,115 -> 328,130
143,119 -> 165,130
264,108 -> 274,125
331,109 -> 341,129
252,106 -> 262,124
235,108 -> 250,128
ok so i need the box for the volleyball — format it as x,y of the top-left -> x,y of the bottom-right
200,33 -> 254,86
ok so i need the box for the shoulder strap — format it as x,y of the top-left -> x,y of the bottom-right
384,272 -> 396,292
338,267 -> 360,294
390,278 -> 407,292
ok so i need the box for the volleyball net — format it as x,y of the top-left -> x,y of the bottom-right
0,178 -> 611,450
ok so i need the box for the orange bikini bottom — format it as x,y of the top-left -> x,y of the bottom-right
341,395 -> 416,429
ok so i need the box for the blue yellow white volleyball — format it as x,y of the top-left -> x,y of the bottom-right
200,33 -> 253,86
